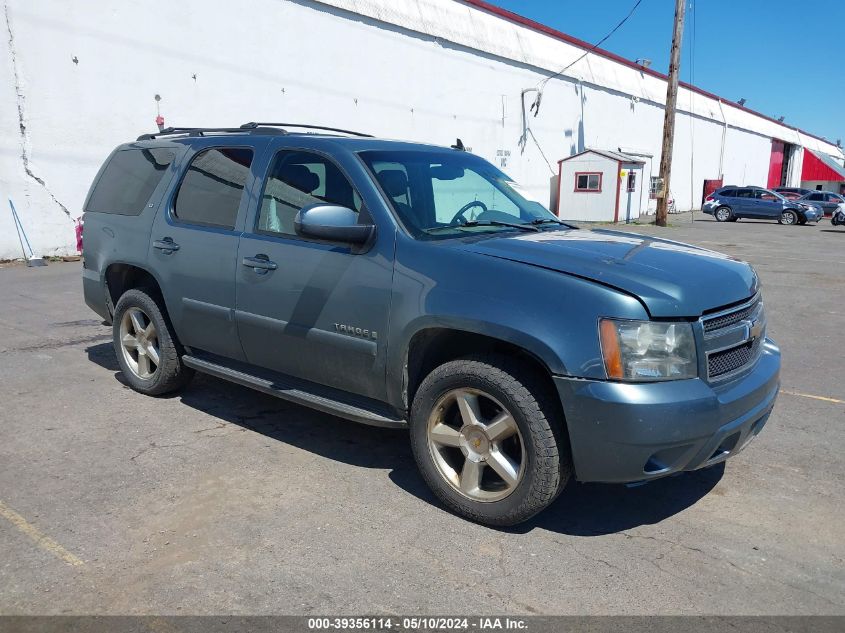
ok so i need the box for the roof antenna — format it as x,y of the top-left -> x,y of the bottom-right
451,138 -> 465,151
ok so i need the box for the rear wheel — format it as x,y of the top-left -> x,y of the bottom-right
779,210 -> 798,225
715,206 -> 732,222
410,355 -> 570,526
112,288 -> 194,395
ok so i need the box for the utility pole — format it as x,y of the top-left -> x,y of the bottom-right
655,0 -> 686,227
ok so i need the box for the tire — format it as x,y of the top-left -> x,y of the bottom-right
112,288 -> 194,396
409,355 -> 570,526
714,206 -> 733,222
798,218 -> 807,226
779,210 -> 798,225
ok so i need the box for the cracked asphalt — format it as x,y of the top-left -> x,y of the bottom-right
0,213 -> 843,615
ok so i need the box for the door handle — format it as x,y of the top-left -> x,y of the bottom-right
153,238 -> 180,252
242,255 -> 278,271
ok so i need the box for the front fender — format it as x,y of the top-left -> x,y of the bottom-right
385,236 -> 648,408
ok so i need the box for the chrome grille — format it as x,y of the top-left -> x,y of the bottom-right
701,294 -> 765,381
702,294 -> 761,333
708,337 -> 762,378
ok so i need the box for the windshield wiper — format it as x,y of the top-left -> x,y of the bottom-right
423,220 -> 539,234
462,220 -> 539,232
529,218 -> 577,229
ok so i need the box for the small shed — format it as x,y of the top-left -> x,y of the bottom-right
556,149 -> 646,223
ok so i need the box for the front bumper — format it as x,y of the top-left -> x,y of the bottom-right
554,338 -> 780,483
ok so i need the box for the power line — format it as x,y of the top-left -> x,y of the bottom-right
535,0 -> 645,98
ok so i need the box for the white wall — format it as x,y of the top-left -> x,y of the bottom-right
2,0 -> 842,258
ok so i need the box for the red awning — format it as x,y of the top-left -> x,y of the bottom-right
802,149 -> 845,182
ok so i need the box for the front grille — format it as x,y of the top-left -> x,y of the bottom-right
708,337 -> 761,378
702,294 -> 761,332
702,294 -> 765,381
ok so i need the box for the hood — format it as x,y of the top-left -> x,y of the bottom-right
453,228 -> 758,317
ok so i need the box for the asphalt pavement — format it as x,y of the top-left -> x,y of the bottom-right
0,213 -> 843,615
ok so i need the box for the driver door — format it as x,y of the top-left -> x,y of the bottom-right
234,148 -> 394,401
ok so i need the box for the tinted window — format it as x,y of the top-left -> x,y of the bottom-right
734,189 -> 754,198
257,151 -> 361,236
719,189 -> 737,197
809,193 -> 824,201
173,148 -> 254,229
86,148 -> 175,215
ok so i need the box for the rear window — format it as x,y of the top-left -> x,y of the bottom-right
173,147 -> 254,229
86,148 -> 175,215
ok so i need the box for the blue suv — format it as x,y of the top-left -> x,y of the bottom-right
81,123 -> 781,525
704,186 -> 821,225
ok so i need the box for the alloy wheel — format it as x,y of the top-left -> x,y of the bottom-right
781,211 -> 796,225
119,307 -> 161,379
716,208 -> 730,221
426,388 -> 526,502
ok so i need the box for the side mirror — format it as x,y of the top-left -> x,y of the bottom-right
294,204 -> 374,244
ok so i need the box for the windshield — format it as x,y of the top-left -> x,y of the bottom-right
359,150 -> 567,238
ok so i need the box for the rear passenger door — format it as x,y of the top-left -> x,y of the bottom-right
149,140 -> 269,361
732,188 -> 757,217
234,148 -> 394,401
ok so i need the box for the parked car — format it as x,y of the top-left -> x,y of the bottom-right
703,186 -> 821,225
82,123 -> 780,526
795,190 -> 845,217
773,187 -> 812,200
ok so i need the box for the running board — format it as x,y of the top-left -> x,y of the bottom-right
182,355 -> 407,429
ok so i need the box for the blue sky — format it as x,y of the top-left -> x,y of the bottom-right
490,0 -> 844,143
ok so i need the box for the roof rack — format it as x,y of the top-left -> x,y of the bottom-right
136,126 -> 287,141
136,123 -> 373,141
239,122 -> 374,137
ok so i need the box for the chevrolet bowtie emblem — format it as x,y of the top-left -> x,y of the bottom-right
747,319 -> 763,341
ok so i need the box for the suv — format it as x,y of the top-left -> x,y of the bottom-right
773,187 -> 812,200
795,190 -> 845,217
82,123 -> 781,526
703,186 -> 820,225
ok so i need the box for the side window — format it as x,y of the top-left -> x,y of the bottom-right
720,189 -> 736,198
759,191 -> 777,201
257,150 -> 361,237
809,193 -> 824,201
173,148 -> 254,229
86,148 -> 175,215
734,189 -> 754,198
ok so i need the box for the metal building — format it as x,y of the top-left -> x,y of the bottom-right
2,0 -> 843,258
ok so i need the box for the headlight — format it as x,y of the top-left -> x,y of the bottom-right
599,319 -> 697,381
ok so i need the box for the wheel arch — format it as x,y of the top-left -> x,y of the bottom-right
104,262 -> 168,321
399,325 -> 565,426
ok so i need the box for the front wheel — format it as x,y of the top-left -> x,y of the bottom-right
410,355 -> 570,526
779,210 -> 798,225
714,206 -> 733,222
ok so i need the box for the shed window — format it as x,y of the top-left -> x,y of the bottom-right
575,172 -> 602,192
626,171 -> 637,192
